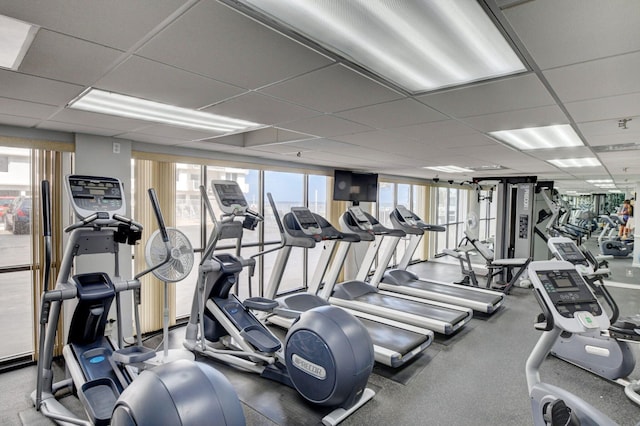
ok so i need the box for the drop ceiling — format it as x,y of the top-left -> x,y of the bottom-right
0,0 -> 639,194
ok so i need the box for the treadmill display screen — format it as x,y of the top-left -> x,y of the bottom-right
350,206 -> 369,224
396,205 -> 413,219
292,208 -> 319,229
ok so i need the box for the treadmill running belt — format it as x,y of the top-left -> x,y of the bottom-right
358,292 -> 468,324
404,280 -> 502,304
357,317 -> 428,355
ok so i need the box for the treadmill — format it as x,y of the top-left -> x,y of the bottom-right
316,208 -> 472,335
362,205 -> 504,314
262,195 -> 433,368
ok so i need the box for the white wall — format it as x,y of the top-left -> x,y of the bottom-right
73,135 -> 134,337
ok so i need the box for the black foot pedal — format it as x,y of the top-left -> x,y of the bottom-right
543,399 -> 580,426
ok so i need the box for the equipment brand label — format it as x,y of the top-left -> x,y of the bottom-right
291,354 -> 326,380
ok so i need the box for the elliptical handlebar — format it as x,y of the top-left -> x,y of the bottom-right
146,188 -> 169,243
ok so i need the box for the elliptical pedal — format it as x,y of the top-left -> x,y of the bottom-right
543,399 -> 580,426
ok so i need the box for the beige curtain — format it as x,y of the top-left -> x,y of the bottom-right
31,150 -> 66,358
134,159 -> 177,333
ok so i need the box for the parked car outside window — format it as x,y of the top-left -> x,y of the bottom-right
5,196 -> 31,234
0,196 -> 14,220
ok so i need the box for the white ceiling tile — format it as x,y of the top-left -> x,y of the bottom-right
578,119 -> 640,147
20,30 -> 123,85
333,130 -> 411,149
418,74 -> 555,118
243,127 -> 316,147
178,140 -> 244,152
461,105 -> 567,132
260,64 -> 403,113
336,99 -> 446,129
118,132 -> 183,146
0,0 -> 190,50
202,92 -> 318,126
0,69 -> 83,106
544,51 -> 640,103
566,92 -> 640,123
279,115 -> 372,137
137,0 -> 333,89
37,120 -> 122,137
504,0 -> 640,69
391,120 -> 476,142
126,124 -> 226,141
0,97 -> 58,119
47,109 -> 151,132
96,56 -> 245,109
525,146 -> 595,161
0,114 -> 40,128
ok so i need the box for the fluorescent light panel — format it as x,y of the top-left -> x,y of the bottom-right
234,0 -> 525,93
547,157 -> 601,168
586,179 -> 613,183
424,165 -> 474,173
0,15 -> 38,70
490,124 -> 583,150
594,183 -> 616,188
68,89 -> 262,133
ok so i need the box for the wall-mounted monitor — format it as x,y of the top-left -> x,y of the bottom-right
333,170 -> 378,202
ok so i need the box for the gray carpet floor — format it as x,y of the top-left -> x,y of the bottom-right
4,236 -> 640,425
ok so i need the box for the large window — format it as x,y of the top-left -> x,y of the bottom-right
0,147 -> 32,361
433,186 -> 470,255
0,145 -> 71,363
478,188 -> 497,242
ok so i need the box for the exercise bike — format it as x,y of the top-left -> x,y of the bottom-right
183,180 -> 375,426
546,236 -> 640,406
33,175 -> 245,425
527,260 -> 618,425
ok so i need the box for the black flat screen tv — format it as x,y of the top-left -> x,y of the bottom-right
333,170 -> 378,202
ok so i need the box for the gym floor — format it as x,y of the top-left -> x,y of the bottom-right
2,239 -> 640,425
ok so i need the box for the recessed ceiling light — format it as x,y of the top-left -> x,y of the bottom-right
0,15 -> 39,70
586,179 -> 613,184
547,157 -> 601,168
608,189 -> 623,193
229,0 -> 526,93
68,88 -> 263,133
423,165 -> 474,173
490,124 -> 583,150
594,183 -> 616,188
466,164 -> 507,171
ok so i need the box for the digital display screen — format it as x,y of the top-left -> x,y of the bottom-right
396,205 -> 413,219
90,189 -> 105,195
294,209 -> 318,226
216,184 -> 241,196
333,170 -> 378,202
555,277 -> 573,288
350,206 -> 369,223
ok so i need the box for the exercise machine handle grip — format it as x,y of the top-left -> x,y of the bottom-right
41,180 -> 51,238
533,288 -> 554,331
148,188 -> 169,243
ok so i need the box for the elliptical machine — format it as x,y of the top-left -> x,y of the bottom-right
183,180 -> 375,426
527,260 -> 618,425
546,236 -> 640,406
34,176 -> 245,425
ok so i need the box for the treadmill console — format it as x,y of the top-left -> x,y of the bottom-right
395,205 -> 417,226
348,206 -> 373,231
66,175 -> 126,222
211,180 -> 248,214
290,207 -> 322,236
529,261 -> 607,333
548,237 -> 591,274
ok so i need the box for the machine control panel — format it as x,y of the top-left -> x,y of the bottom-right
211,180 -> 248,214
395,205 -> 417,226
548,237 -> 591,275
66,175 -> 126,220
529,261 -> 607,333
290,207 -> 322,236
348,206 -> 373,231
